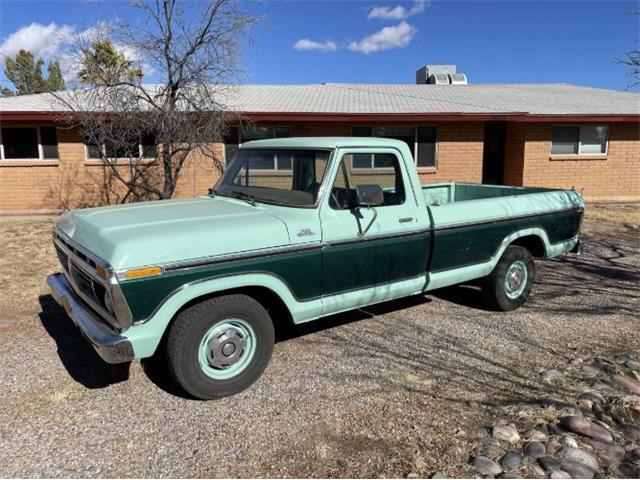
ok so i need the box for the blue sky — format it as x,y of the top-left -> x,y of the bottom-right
0,0 -> 638,91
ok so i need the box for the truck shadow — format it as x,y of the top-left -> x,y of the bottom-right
38,294 -> 130,388
141,295 -> 434,398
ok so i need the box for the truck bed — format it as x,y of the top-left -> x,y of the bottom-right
422,182 -> 551,206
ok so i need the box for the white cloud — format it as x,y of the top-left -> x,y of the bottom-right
348,21 -> 416,54
0,22 -> 76,59
293,39 -> 338,52
368,0 -> 427,20
0,22 -> 150,82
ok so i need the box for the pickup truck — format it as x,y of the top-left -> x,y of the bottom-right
47,137 -> 584,399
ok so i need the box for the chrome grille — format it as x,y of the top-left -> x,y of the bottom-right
53,232 -> 116,326
55,244 -> 69,272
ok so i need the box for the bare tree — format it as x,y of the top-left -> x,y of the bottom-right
616,11 -> 640,90
56,0 -> 255,202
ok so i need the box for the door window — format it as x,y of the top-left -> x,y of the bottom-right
329,153 -> 405,210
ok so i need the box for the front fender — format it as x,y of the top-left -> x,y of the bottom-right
122,273 -> 322,359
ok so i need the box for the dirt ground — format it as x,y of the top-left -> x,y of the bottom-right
0,204 -> 638,478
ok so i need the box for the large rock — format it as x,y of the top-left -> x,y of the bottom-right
493,425 -> 520,444
559,416 -> 613,443
471,456 -> 502,476
626,360 -> 640,371
499,451 -> 523,471
621,423 -> 640,442
582,438 -> 625,464
524,442 -> 546,459
557,447 -> 600,473
628,448 -> 640,465
538,457 -> 561,472
612,374 -> 640,394
550,470 -> 572,479
578,391 -> 605,405
524,429 -> 547,442
560,461 -> 595,479
560,435 -> 578,448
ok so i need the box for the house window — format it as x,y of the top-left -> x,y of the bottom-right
85,133 -> 157,160
223,125 -> 291,168
551,126 -> 608,155
352,126 -> 437,168
0,126 -> 58,160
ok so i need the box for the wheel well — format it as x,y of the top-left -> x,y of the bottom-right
167,284 -> 292,336
510,235 -> 546,258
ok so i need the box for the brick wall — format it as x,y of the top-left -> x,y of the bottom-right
417,122 -> 485,184
1,119 -> 637,212
510,122 -> 640,199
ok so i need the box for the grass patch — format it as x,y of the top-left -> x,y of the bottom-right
586,203 -> 640,226
0,219 -> 57,316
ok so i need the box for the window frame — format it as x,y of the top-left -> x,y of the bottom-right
550,125 -> 609,157
84,134 -> 158,162
223,125 -> 292,171
0,125 -> 59,161
351,125 -> 438,171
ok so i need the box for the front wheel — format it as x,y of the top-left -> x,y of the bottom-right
482,245 -> 535,311
166,294 -> 274,400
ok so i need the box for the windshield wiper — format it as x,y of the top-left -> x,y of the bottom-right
231,190 -> 257,207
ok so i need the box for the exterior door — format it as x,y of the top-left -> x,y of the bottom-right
319,148 -> 429,299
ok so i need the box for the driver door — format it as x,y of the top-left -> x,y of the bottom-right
320,148 -> 426,302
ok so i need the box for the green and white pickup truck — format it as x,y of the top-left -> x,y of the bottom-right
48,137 -> 584,399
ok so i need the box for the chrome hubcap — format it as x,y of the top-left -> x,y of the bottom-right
206,328 -> 247,368
505,260 -> 528,299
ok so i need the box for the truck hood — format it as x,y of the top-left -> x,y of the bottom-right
56,196 -> 291,270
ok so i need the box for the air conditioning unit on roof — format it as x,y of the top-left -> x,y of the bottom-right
448,73 -> 468,85
428,73 -> 450,85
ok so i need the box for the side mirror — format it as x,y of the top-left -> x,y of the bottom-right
355,184 -> 384,207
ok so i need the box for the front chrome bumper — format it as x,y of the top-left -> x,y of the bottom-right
47,273 -> 134,364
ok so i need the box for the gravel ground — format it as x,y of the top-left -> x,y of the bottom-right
0,210 -> 638,478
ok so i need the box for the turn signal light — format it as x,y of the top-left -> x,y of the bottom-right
96,265 -> 108,280
124,266 -> 162,280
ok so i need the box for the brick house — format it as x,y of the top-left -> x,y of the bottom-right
0,74 -> 638,213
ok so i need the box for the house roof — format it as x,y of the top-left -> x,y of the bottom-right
0,83 -> 638,120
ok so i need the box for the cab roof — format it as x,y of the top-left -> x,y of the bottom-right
239,136 -> 409,150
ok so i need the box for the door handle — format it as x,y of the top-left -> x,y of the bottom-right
399,217 -> 414,223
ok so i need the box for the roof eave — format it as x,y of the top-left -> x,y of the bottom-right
1,111 -> 638,122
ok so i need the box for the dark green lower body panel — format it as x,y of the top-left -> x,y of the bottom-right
321,232 -> 431,296
430,209 -> 581,272
120,231 -> 431,322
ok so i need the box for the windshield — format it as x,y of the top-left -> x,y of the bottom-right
214,149 -> 332,207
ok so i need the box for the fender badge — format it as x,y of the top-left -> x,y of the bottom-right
297,228 -> 315,237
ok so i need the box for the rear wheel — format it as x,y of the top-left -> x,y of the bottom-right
482,245 -> 535,311
166,294 -> 274,399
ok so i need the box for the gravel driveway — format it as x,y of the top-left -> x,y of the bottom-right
0,214 -> 638,478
